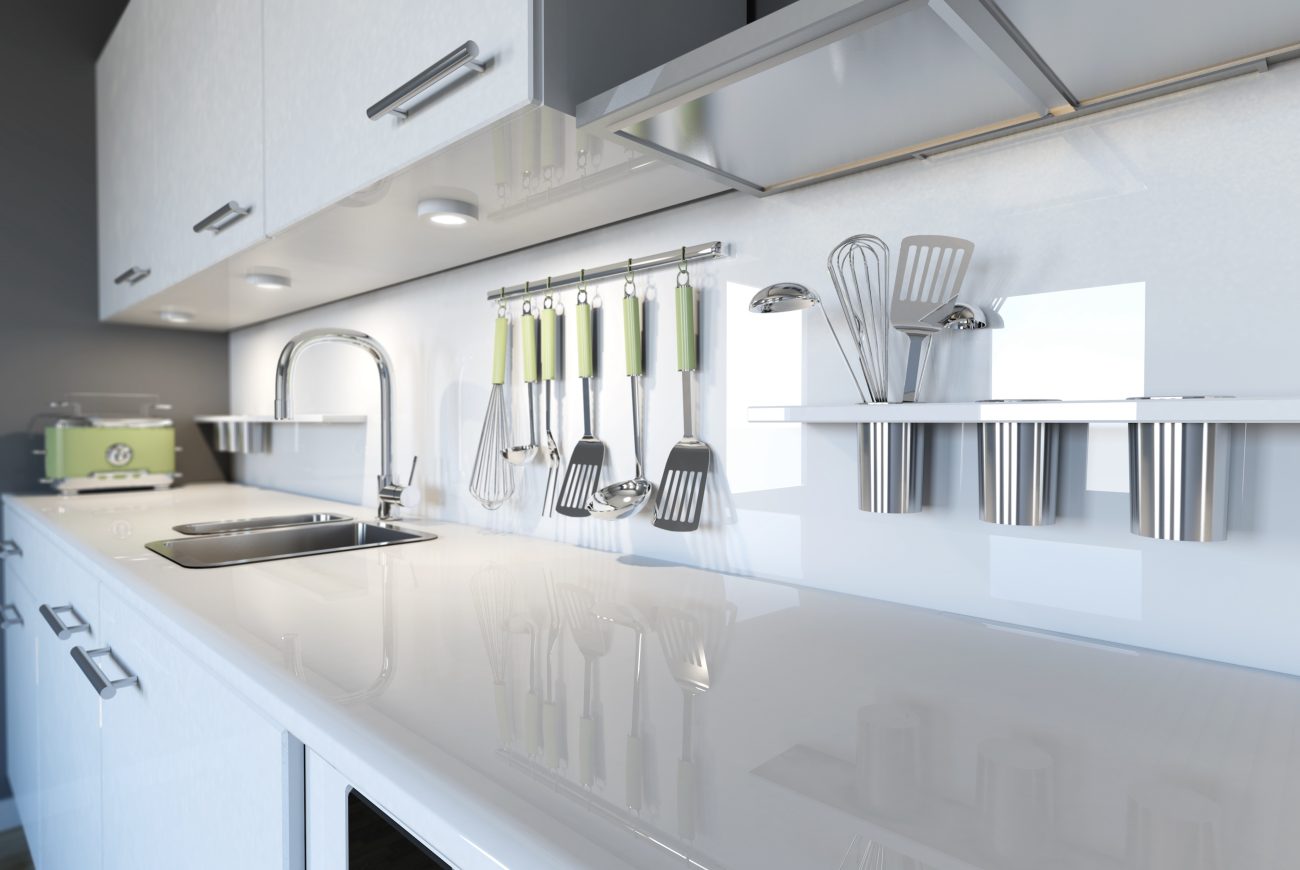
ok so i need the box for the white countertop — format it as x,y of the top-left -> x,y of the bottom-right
7,483 -> 1300,869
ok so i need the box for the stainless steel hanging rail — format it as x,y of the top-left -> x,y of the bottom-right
484,242 -> 725,301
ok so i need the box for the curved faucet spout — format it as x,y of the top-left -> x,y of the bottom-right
274,327 -> 408,519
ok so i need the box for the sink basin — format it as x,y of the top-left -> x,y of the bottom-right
172,512 -> 352,535
146,521 -> 436,569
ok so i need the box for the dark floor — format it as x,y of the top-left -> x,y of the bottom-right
0,827 -> 33,870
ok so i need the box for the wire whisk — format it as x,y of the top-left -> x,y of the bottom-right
827,235 -> 892,403
470,310 -> 516,509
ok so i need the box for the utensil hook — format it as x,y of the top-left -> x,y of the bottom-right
677,246 -> 690,287
576,268 -> 587,305
624,258 -> 635,297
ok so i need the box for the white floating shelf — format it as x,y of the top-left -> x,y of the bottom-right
749,398 -> 1300,425
195,414 -> 366,424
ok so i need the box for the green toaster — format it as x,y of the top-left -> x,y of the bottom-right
43,416 -> 177,494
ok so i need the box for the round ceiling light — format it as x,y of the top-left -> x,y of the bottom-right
417,197 -> 478,226
158,309 -> 195,324
245,272 -> 292,291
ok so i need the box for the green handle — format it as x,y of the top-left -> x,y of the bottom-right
540,306 -> 557,381
491,316 -> 508,385
520,312 -> 538,384
675,283 -> 697,372
623,295 -> 643,377
576,302 -> 593,378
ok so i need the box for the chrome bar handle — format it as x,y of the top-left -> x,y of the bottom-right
113,266 -> 152,286
192,201 -> 252,234
39,604 -> 91,640
71,646 -> 139,699
0,540 -> 21,559
366,40 -> 485,121
0,605 -> 22,629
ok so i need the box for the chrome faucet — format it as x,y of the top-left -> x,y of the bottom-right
274,328 -> 417,520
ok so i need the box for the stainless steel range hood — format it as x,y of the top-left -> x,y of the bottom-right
576,0 -> 1073,195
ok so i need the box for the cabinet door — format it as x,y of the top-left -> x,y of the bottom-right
149,0 -> 266,284
34,556 -> 103,870
96,0 -> 159,319
98,587 -> 295,870
3,570 -> 41,865
262,0 -> 534,233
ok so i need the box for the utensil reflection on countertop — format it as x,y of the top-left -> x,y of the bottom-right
590,272 -> 652,520
559,584 -> 610,788
472,569 -> 513,748
659,606 -> 711,841
594,602 -> 646,813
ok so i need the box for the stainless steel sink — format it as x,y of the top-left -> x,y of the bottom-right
172,512 -> 352,535
146,521 -> 436,568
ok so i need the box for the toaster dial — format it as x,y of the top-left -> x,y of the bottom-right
105,443 -> 134,467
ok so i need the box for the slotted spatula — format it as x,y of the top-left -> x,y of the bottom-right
889,235 -> 974,402
556,294 -> 603,517
654,279 -> 711,532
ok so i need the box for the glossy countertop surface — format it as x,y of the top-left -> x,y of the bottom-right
6,483 -> 1300,869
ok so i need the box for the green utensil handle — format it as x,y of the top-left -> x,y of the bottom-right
623,294 -> 643,377
675,283 -> 697,372
492,316 -> 508,385
576,302 -> 594,378
540,306 -> 558,381
520,312 -> 538,384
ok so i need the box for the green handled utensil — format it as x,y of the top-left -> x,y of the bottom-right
589,272 -> 653,519
504,298 -> 539,465
556,288 -> 605,517
654,260 -> 711,532
540,294 -> 563,517
469,310 -> 514,509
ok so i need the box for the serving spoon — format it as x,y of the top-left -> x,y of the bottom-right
589,282 -> 652,519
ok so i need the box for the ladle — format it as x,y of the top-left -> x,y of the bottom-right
589,281 -> 652,519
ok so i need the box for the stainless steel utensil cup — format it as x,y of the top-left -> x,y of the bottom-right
978,422 -> 1059,526
1129,422 -> 1230,542
858,422 -> 924,513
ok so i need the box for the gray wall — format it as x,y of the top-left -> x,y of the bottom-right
0,2 -> 231,802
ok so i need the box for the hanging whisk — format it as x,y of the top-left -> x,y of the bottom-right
827,234 -> 892,403
469,306 -> 516,509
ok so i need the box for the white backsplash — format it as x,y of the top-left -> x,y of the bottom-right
230,61 -> 1300,676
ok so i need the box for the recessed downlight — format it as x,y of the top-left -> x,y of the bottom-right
417,197 -> 478,226
245,272 -> 292,291
158,309 -> 195,324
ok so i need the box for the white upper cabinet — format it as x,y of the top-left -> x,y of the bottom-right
149,0 -> 266,283
262,0 -> 535,234
96,0 -> 159,319
994,0 -> 1300,102
98,0 -> 265,320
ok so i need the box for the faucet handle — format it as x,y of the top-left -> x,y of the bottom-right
406,455 -> 419,486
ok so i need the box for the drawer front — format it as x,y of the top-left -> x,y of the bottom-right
4,506 -> 100,639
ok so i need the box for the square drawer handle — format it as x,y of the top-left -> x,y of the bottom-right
39,603 -> 90,640
0,604 -> 22,629
0,540 -> 20,559
71,646 -> 139,700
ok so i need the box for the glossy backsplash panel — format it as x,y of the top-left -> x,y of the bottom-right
230,60 -> 1300,675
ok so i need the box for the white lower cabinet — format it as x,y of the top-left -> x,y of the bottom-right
97,585 -> 297,870
2,505 -> 304,870
34,559 -> 103,870
3,568 -> 41,865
